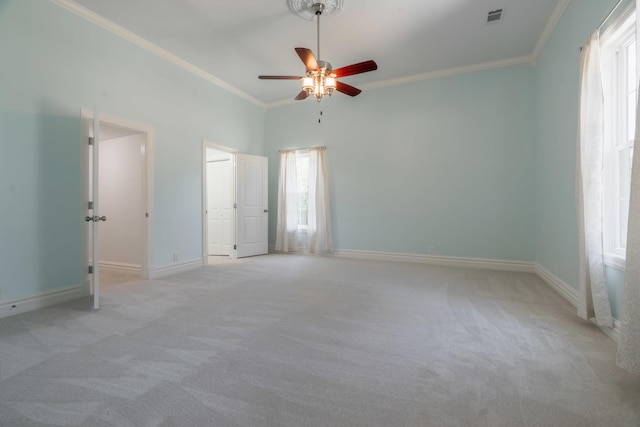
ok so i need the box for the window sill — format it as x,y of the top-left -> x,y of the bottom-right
604,252 -> 626,271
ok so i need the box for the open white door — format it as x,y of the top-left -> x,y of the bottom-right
236,154 -> 268,258
207,159 -> 234,255
82,111 -> 105,309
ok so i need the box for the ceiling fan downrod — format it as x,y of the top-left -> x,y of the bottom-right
313,3 -> 325,61
311,3 -> 324,59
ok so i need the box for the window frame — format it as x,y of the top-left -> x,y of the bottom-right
294,150 -> 310,232
601,7 -> 636,270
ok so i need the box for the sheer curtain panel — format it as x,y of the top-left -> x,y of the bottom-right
306,147 -> 333,254
616,58 -> 640,375
275,150 -> 299,252
576,31 -> 614,327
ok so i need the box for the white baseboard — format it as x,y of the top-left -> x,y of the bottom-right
149,258 -> 204,279
99,261 -> 141,274
331,250 -> 624,341
332,249 -> 536,273
533,263 -> 622,342
534,263 -> 579,308
594,318 -> 621,342
0,284 -> 88,319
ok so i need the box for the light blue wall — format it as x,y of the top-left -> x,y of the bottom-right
0,1 -> 264,301
0,111 -> 81,300
265,65 -> 537,261
0,0 -> 628,321
533,0 -> 625,318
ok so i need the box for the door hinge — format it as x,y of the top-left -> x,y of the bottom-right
233,203 -> 237,209
88,137 -> 94,146
145,212 -> 149,218
88,201 -> 94,210
88,265 -> 94,274
234,244 -> 237,250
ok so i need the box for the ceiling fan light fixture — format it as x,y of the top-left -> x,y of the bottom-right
301,73 -> 334,102
259,1 -> 377,102
325,76 -> 336,92
302,76 -> 314,93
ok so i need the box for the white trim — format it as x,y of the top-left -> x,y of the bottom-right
49,0 -> 573,110
601,11 -> 636,265
604,252 -> 626,270
332,249 -> 536,273
530,0 -> 571,63
266,55 -> 534,109
598,318 -> 622,342
361,55 -> 534,91
50,0 -> 264,109
334,251 -> 622,343
81,109 -> 154,282
533,265 -> 620,342
149,259 -> 204,279
0,285 -> 88,319
51,0 -> 571,110
534,262 -> 579,307
99,261 -> 141,274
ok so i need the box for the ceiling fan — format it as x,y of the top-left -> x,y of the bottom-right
258,2 -> 378,102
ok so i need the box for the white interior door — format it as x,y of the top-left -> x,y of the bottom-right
207,159 -> 233,255
83,112 -> 105,309
236,154 -> 268,258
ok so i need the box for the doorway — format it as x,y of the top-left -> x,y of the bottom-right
205,146 -> 235,263
97,123 -> 146,286
82,110 -> 153,304
202,142 -> 269,263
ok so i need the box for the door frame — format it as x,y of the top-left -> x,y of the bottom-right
81,109 -> 154,291
202,140 -> 238,263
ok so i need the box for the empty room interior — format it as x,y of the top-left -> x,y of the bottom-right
1,0 -> 640,425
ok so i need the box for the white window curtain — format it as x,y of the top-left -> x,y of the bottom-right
576,30 -> 614,328
275,147 -> 333,254
275,150 -> 299,252
307,147 -> 333,254
617,30 -> 640,374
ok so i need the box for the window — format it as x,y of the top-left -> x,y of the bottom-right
295,151 -> 309,230
275,146 -> 332,254
601,9 -> 636,267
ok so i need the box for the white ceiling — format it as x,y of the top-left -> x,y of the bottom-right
68,0 -> 565,106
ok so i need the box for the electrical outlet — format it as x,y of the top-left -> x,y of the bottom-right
173,253 -> 179,263
428,246 -> 436,255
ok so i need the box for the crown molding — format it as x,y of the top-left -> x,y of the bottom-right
361,55 -> 534,91
51,0 -> 570,110
49,0 -> 265,109
265,54 -> 534,109
531,0 -> 571,63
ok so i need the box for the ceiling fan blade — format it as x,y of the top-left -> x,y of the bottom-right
294,90 -> 308,101
258,75 -> 302,80
331,60 -> 378,78
336,81 -> 362,97
295,47 -> 319,71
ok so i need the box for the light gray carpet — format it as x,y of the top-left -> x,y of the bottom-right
0,254 -> 639,426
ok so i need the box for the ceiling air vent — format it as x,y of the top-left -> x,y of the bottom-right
487,8 -> 503,23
